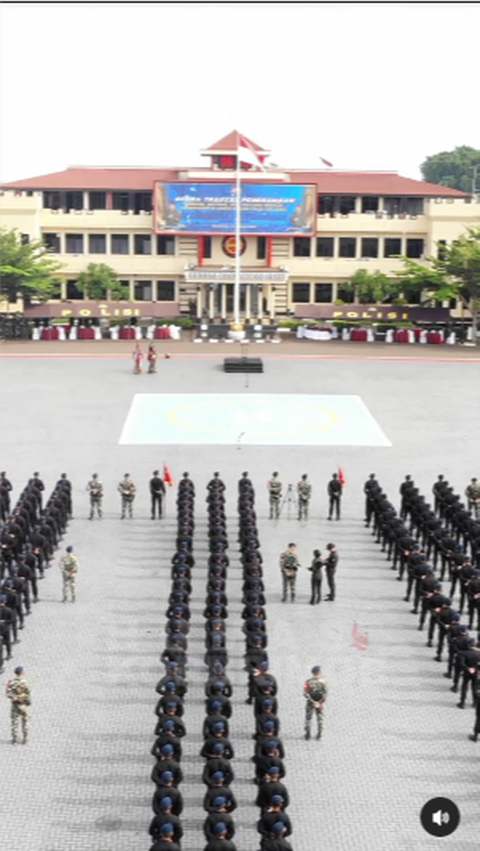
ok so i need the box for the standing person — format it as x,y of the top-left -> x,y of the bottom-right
267,473 -> 282,520
297,474 -> 312,521
59,545 -> 78,603
147,343 -> 157,374
303,664 -> 328,741
56,473 -> 73,519
324,543 -> 338,601
150,470 -> 167,520
279,543 -> 299,603
465,478 -> 480,517
87,473 -> 103,520
0,471 -> 13,520
327,473 -> 342,521
308,549 -> 323,605
6,665 -> 31,744
28,472 -> 45,511
118,473 -> 136,519
132,342 -> 143,375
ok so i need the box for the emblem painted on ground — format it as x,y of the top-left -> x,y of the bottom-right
119,394 -> 391,446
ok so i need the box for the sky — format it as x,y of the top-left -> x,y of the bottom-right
1,2 -> 479,184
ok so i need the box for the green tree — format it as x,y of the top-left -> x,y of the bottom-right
440,226 -> 480,340
392,257 -> 456,305
420,146 -> 480,193
0,227 -> 63,303
342,269 -> 397,303
77,263 -> 128,300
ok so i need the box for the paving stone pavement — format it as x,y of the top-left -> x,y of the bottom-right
0,349 -> 479,851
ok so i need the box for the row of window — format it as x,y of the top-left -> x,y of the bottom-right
295,236 -> 425,259
64,280 -> 176,301
40,191 -> 425,216
43,232 -> 425,260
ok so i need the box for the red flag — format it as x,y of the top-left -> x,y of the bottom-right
320,157 -> 333,168
238,134 -> 266,170
163,463 -> 173,487
338,466 -> 346,486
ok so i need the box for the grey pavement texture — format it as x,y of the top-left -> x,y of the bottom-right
0,344 -> 479,851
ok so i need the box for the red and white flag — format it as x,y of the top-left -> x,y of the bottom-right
238,134 -> 266,170
338,466 -> 346,486
320,157 -> 333,168
163,463 -> 173,487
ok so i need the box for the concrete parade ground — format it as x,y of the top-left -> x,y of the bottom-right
0,335 -> 479,851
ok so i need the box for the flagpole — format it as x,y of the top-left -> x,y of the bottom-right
234,151 -> 241,326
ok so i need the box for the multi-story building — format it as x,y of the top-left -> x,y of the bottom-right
1,130 -> 478,320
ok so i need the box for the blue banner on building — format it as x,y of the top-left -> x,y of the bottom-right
154,182 -> 316,235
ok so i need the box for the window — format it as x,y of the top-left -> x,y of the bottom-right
111,234 -> 129,254
21,233 -> 30,245
66,191 -> 83,211
384,197 -> 402,215
361,196 -> 379,213
89,192 -> 106,210
43,191 -> 61,210
134,280 -> 152,300
65,233 -> 84,253
157,280 -> 175,301
437,239 -> 447,261
316,237 -> 334,257
292,282 -> 311,302
361,238 -> 378,258
338,196 -> 356,215
318,195 -> 334,216
339,237 -> 356,258
203,236 -> 212,258
66,280 -> 84,299
43,233 -> 60,253
406,238 -> 424,258
134,234 -> 152,255
112,192 -> 130,212
406,197 -> 424,215
337,285 -> 355,303
293,237 -> 311,257
134,192 -> 152,214
384,238 -> 401,258
157,235 -> 175,255
315,283 -> 333,303
88,234 -> 106,254
257,236 -> 266,260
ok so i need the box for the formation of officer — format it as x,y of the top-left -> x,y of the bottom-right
150,472 -> 195,851
367,473 -> 480,741
1,472 -> 73,673
239,474 -> 293,851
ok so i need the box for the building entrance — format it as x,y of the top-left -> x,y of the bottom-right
205,283 -> 262,320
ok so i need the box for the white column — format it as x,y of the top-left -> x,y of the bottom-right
196,287 -> 202,320
209,286 -> 214,320
245,285 -> 251,321
221,284 -> 226,320
269,287 -> 276,320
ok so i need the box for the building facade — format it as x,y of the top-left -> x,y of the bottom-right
1,130 -> 478,320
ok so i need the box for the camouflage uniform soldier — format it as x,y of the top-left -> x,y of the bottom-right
6,665 -> 31,744
279,543 -> 299,602
303,664 -> 328,741
87,473 -> 103,519
297,474 -> 312,520
465,478 -> 480,517
267,473 -> 282,520
59,545 -> 78,602
118,473 -> 136,519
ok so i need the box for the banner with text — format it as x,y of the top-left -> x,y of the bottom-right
154,182 -> 316,235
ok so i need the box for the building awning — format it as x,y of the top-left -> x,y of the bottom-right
184,268 -> 288,284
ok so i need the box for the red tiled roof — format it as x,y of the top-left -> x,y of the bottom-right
201,129 -> 268,153
1,166 -> 468,197
288,170 -> 467,197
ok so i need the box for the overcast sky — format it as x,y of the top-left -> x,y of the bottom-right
1,2 -> 479,183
